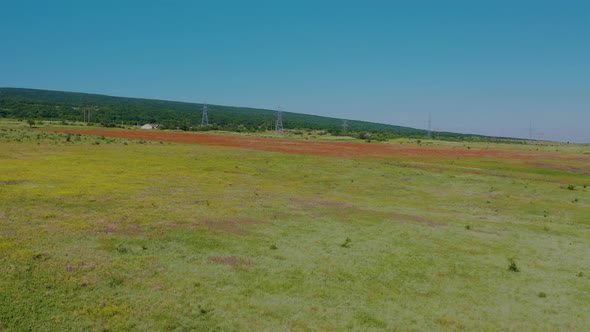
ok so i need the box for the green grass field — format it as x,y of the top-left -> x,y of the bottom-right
1,121 -> 589,331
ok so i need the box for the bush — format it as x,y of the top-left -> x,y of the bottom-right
508,258 -> 520,272
340,237 -> 352,248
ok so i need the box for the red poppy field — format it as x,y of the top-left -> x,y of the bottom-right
54,128 -> 587,161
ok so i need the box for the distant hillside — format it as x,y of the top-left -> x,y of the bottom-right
0,87 -> 501,140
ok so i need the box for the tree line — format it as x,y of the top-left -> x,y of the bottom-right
0,87 -> 514,142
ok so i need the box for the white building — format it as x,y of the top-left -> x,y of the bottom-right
141,124 -> 160,130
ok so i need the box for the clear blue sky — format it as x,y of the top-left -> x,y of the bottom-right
1,1 -> 589,142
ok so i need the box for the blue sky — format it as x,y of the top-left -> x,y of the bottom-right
1,1 -> 589,142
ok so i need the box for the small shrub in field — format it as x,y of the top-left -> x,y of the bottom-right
269,244 -> 278,250
508,258 -> 520,272
538,292 -> 547,298
341,237 -> 352,248
32,251 -> 48,261
465,225 -> 471,230
567,185 -> 575,190
577,272 -> 584,277
108,276 -> 125,287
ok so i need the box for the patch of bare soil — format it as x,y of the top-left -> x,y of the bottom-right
0,180 -> 25,185
389,212 -> 446,228
289,198 -> 354,209
93,219 -> 143,235
208,256 -> 251,267
202,219 -> 259,235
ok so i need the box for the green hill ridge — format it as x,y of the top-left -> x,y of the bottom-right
0,87 -> 502,140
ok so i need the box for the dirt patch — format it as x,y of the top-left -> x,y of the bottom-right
93,219 -> 143,236
209,256 -> 251,267
471,228 -> 500,236
389,212 -> 446,228
149,219 -> 259,235
290,198 -> 354,209
0,180 -> 25,185
526,162 -> 590,176
202,219 -> 259,235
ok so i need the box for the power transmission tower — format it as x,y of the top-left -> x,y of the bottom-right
342,120 -> 348,132
84,107 -> 92,123
428,113 -> 432,139
275,107 -> 284,135
529,120 -> 532,140
201,103 -> 208,127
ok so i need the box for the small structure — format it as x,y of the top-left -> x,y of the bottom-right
141,124 -> 160,130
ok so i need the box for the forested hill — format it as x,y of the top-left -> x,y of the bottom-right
1,87 -> 489,140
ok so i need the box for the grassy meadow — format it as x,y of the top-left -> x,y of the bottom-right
1,121 -> 589,331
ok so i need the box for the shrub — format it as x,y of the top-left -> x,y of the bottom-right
508,258 -> 520,272
340,237 -> 352,248
108,276 -> 125,287
32,251 -> 48,261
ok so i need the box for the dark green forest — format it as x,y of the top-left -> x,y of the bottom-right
0,87 -> 511,141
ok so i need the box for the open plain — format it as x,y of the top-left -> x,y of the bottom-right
1,123 -> 589,331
